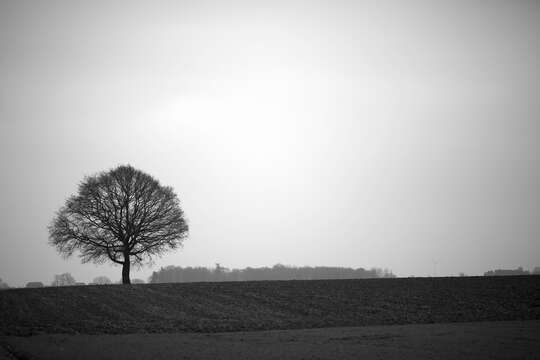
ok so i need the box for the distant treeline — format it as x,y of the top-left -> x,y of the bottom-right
149,264 -> 396,283
484,267 -> 539,276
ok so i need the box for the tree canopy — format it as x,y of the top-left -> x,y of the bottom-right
49,165 -> 189,284
92,276 -> 112,285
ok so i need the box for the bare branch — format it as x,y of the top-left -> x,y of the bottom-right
48,165 -> 189,284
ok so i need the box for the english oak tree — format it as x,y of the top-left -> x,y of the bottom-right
49,165 -> 188,284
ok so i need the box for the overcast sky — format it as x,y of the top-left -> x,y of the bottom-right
1,0 -> 539,286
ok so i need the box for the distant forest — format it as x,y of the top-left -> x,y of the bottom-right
149,264 -> 396,283
484,267 -> 539,276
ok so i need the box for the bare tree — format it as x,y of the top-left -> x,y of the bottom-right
48,165 -> 189,284
51,273 -> 76,286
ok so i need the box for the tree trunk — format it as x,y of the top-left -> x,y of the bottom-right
122,256 -> 131,284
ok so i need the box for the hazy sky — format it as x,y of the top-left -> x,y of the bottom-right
1,0 -> 539,286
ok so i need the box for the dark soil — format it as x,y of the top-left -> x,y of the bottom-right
1,276 -> 539,336
3,321 -> 540,360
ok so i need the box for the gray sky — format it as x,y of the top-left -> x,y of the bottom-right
1,0 -> 539,286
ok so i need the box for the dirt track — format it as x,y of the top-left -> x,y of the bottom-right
1,320 -> 539,360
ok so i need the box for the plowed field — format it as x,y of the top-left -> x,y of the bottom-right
1,276 -> 539,336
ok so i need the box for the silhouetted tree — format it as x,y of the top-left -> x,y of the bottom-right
92,276 -> 112,285
52,273 -> 76,286
48,165 -> 189,284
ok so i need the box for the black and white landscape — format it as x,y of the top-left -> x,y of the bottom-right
1,1 -> 539,359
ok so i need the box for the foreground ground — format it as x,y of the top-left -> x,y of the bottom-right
1,277 -> 539,359
1,320 -> 539,360
1,276 -> 539,335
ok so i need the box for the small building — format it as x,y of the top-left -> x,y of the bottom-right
25,281 -> 44,288
484,267 -> 530,276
